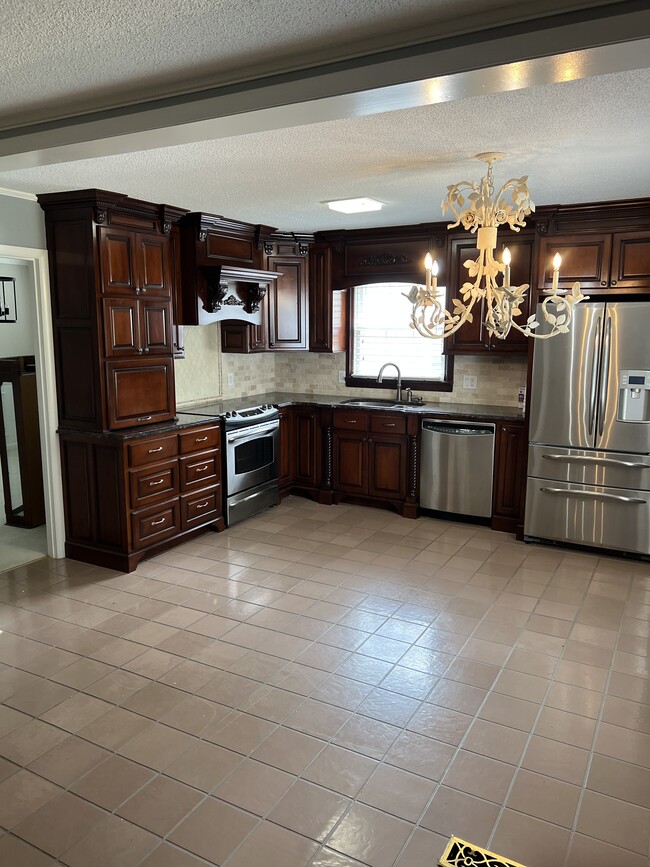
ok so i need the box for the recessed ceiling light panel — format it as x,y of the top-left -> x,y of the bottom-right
325,197 -> 383,214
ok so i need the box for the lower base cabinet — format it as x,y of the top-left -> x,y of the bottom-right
492,420 -> 528,533
59,421 -> 224,572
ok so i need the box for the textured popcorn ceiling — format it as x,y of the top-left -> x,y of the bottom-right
1,68 -> 649,231
1,1 -> 648,232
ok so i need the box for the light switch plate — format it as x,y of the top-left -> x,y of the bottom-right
463,375 -> 477,389
227,372 -> 235,387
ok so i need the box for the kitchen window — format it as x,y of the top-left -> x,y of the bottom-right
346,282 -> 454,391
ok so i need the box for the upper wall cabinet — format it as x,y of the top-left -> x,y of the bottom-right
309,244 -> 348,353
264,237 -> 309,351
446,231 -> 534,355
535,200 -> 650,293
38,190 -> 185,432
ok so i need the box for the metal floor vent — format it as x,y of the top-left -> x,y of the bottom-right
439,836 -> 528,867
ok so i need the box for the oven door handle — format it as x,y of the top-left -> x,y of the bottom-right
226,421 -> 279,443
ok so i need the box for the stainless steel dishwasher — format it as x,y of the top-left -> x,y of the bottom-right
420,419 -> 496,517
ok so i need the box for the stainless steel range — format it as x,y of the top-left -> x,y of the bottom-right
184,401 -> 280,526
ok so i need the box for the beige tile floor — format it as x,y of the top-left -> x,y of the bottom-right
0,497 -> 648,867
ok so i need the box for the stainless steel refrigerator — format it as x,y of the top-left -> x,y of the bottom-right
525,301 -> 650,556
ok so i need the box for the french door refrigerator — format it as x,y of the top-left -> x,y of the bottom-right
525,301 -> 650,556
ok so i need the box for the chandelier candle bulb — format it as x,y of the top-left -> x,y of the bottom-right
552,252 -> 561,293
424,253 -> 433,292
502,247 -> 511,289
432,258 -> 439,290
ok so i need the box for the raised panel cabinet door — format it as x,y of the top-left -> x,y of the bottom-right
445,236 -> 489,354
137,233 -> 172,297
493,423 -> 527,519
140,298 -> 173,355
99,227 -> 138,294
309,243 -> 333,352
105,358 -> 175,430
103,297 -> 139,356
293,408 -> 318,486
333,431 -> 367,494
491,235 -> 534,353
267,256 -> 308,350
279,408 -> 293,488
537,234 -> 612,290
609,231 -> 650,290
367,435 -> 408,499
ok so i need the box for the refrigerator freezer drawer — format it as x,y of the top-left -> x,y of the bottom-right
525,478 -> 650,556
528,444 -> 650,491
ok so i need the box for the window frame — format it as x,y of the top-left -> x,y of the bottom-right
345,284 -> 454,392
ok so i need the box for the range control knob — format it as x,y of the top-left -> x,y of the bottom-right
225,412 -> 231,418
232,410 -> 238,416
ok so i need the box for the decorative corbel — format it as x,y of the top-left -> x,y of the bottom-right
204,276 -> 229,313
245,284 -> 267,314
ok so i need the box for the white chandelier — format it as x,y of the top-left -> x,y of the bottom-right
406,152 -> 588,340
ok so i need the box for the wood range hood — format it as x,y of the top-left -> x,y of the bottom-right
178,211 -> 280,326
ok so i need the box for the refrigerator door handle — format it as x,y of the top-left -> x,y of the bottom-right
597,313 -> 613,439
588,315 -> 602,439
540,487 -> 647,505
542,454 -> 650,469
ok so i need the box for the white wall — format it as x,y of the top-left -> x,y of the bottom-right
0,261 -> 37,357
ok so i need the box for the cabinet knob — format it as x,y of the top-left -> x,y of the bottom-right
135,288 -> 142,294
600,281 -> 607,286
138,348 -> 143,354
144,348 -> 150,353
610,280 -> 617,286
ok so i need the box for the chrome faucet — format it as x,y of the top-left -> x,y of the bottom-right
377,362 -> 402,401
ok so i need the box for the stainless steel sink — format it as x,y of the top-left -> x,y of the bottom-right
340,399 -> 398,408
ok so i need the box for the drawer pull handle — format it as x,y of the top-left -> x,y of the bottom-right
195,436 -> 209,442
196,501 -> 210,509
138,416 -> 153,422
345,419 -> 357,424
384,423 -> 396,427
151,517 -> 166,526
148,446 -> 163,453
196,464 -> 209,472
150,478 -> 164,486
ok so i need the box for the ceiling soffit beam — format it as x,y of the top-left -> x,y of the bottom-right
0,1 -> 648,171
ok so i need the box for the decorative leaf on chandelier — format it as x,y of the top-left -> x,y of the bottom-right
405,153 -> 588,340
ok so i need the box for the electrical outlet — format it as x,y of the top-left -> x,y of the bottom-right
463,375 -> 477,389
518,385 -> 526,404
227,372 -> 235,387
338,370 -> 346,383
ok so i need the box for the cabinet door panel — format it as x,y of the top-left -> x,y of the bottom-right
368,436 -> 408,500
138,234 -> 172,296
492,236 -> 533,353
103,298 -> 139,356
141,299 -> 173,354
610,232 -> 650,290
293,409 -> 318,486
267,256 -> 308,350
537,234 -> 612,290
99,228 -> 138,294
446,236 -> 488,353
333,432 -> 367,494
279,408 -> 293,488
493,422 -> 527,520
106,358 -> 175,430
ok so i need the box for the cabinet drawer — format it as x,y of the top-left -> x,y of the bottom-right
181,483 -> 222,530
129,460 -> 179,509
180,450 -> 221,490
128,434 -> 178,467
370,413 -> 407,435
179,425 -> 221,454
332,409 -> 369,431
131,499 -> 180,550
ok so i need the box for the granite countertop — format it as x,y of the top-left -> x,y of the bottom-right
58,412 -> 221,441
182,393 -> 525,422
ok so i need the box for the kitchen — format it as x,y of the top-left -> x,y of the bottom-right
0,3 -> 650,866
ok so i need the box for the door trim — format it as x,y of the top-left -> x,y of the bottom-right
0,244 -> 65,559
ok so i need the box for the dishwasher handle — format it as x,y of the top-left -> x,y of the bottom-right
422,420 -> 495,436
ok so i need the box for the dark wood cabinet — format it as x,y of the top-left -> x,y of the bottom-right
330,409 -> 416,515
446,233 -> 533,354
278,407 -> 293,494
38,190 -> 182,432
492,420 -> 528,533
309,244 -> 348,353
59,421 -> 224,572
293,405 -> 319,488
267,254 -> 308,350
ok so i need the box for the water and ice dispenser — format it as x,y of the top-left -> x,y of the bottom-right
618,370 -> 650,423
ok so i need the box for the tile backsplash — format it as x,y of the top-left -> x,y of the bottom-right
176,327 -> 527,408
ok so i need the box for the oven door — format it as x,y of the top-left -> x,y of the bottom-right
225,419 -> 279,496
